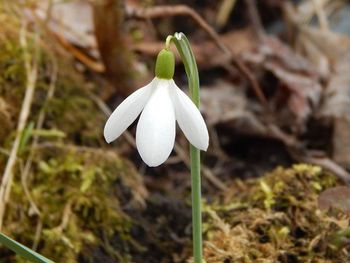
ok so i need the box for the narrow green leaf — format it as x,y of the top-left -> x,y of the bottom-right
172,32 -> 200,106
0,232 -> 53,263
19,122 -> 35,154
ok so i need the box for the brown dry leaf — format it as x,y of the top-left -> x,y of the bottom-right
264,59 -> 321,126
200,81 -> 298,147
243,36 -> 322,129
297,29 -> 330,78
201,82 -> 251,125
34,0 -> 97,50
300,28 -> 350,168
284,2 -> 350,168
318,186 -> 350,213
200,81 -> 267,135
28,0 -> 106,73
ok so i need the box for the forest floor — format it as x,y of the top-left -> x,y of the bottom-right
1,0 -> 350,262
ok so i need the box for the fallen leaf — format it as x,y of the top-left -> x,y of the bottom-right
318,186 -> 350,213
34,0 -> 97,50
304,28 -> 350,168
242,36 -> 322,129
200,81 -> 267,135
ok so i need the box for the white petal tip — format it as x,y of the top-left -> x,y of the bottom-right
195,141 -> 209,151
201,144 -> 209,152
104,138 -> 112,144
140,154 -> 168,167
139,149 -> 172,167
103,129 -> 114,143
145,161 -> 162,167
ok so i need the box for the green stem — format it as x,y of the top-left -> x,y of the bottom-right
169,32 -> 203,263
190,146 -> 202,263
165,35 -> 173,50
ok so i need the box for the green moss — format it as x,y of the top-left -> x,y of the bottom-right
203,164 -> 348,263
0,7 -> 145,261
6,148 -> 144,263
44,75 -> 105,145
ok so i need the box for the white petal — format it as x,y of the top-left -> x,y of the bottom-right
104,79 -> 156,143
171,82 -> 209,150
136,80 -> 176,167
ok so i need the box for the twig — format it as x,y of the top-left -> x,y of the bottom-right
32,219 -> 43,251
21,8 -> 58,249
216,0 -> 237,28
304,154 -> 350,184
20,50 -> 58,234
53,201 -> 72,233
245,0 -> 265,40
242,0 -> 273,108
225,61 -> 268,107
0,21 -> 39,229
54,33 -> 104,72
266,124 -> 299,148
174,143 -> 228,191
311,0 -> 329,32
128,5 -> 229,54
88,92 -> 136,147
22,52 -> 58,195
128,4 -> 269,109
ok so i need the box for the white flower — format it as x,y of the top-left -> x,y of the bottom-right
103,77 -> 209,167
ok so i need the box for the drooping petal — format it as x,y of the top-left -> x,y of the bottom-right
104,79 -> 156,143
171,81 -> 209,150
136,80 -> 176,167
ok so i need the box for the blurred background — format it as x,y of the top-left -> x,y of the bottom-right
1,0 -> 350,262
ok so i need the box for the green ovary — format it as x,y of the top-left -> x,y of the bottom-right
155,49 -> 175,79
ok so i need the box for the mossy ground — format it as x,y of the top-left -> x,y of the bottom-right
0,4 -> 146,262
202,164 -> 349,263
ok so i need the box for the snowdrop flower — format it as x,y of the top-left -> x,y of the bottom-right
104,49 -> 209,167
